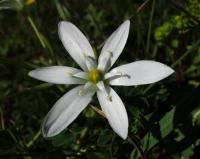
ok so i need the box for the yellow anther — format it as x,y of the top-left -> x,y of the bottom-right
88,69 -> 103,83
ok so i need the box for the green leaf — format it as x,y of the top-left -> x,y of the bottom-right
159,108 -> 175,138
142,108 -> 175,150
52,133 -> 76,147
142,132 -> 159,151
27,16 -> 46,48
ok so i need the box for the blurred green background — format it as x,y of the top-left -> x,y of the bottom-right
0,0 -> 200,158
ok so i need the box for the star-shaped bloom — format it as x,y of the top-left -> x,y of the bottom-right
29,20 -> 174,139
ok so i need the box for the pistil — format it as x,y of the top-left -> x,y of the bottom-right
88,69 -> 103,83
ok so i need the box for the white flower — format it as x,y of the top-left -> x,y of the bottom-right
28,20 -> 174,140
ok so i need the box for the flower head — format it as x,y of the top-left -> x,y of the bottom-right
29,20 -> 174,139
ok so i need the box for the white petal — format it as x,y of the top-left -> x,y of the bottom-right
108,60 -> 174,86
85,56 -> 97,70
79,82 -> 96,96
97,52 -> 112,72
42,85 -> 95,137
104,71 -> 123,80
98,20 -> 130,69
28,66 -> 85,84
72,71 -> 88,80
58,21 -> 95,71
96,81 -> 105,91
97,87 -> 128,139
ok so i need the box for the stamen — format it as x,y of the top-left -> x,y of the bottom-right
78,82 -> 96,96
67,72 -> 73,76
88,69 -> 103,83
107,74 -> 131,81
123,74 -> 131,79
85,56 -> 97,70
105,71 -> 131,81
79,89 -> 84,96
98,51 -> 113,72
72,72 -> 87,80
97,81 -> 112,102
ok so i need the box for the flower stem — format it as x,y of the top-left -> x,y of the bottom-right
137,0 -> 151,13
146,0 -> 155,55
90,105 -> 106,118
26,129 -> 41,148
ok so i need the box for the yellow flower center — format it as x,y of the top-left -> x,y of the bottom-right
88,69 -> 103,83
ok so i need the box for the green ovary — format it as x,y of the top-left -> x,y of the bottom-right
88,69 -> 103,83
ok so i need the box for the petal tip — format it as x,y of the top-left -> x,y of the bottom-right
42,129 -> 48,138
169,67 -> 175,75
58,21 -> 63,26
28,70 -> 34,78
124,19 -> 130,25
41,120 -> 49,138
164,65 -> 175,78
42,120 -> 55,138
58,21 -> 68,35
42,131 -> 53,138
58,21 -> 64,35
119,124 -> 128,140
58,21 -> 74,31
123,20 -> 130,29
117,117 -> 129,140
58,21 -> 67,26
120,132 -> 128,140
